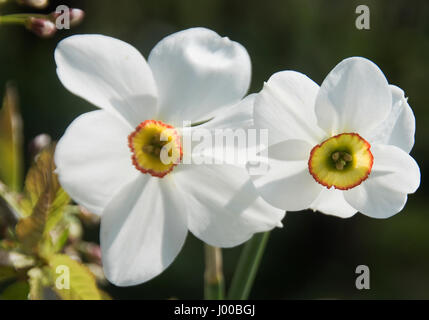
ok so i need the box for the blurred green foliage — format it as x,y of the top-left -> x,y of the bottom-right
0,0 -> 428,299
0,84 -> 22,192
0,138 -> 108,299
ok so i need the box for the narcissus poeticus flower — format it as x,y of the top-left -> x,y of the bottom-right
252,57 -> 420,219
54,28 -> 284,286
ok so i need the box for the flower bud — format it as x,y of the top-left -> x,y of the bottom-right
17,0 -> 49,9
63,246 -> 81,262
79,242 -> 102,264
29,133 -> 51,159
50,8 -> 85,28
69,8 -> 85,27
78,205 -> 100,225
26,17 -> 56,38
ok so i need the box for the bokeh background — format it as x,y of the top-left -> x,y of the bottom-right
0,0 -> 428,299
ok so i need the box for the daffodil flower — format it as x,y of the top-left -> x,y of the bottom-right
252,57 -> 420,219
54,28 -> 284,286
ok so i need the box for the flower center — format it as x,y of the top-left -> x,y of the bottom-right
308,133 -> 373,190
128,120 -> 182,178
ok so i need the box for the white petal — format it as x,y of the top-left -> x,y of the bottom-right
148,27 -> 251,126
367,85 -> 415,153
315,57 -> 392,136
344,181 -> 408,219
310,188 -> 357,218
266,139 -> 313,161
371,144 -> 420,193
55,34 -> 158,127
252,139 -> 323,211
55,111 -> 139,215
198,94 -> 255,130
254,71 -> 325,146
344,144 -> 420,218
174,163 -> 284,248
187,95 -> 258,166
100,175 -> 188,286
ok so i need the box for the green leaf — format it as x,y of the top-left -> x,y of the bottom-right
0,281 -> 29,300
16,188 -> 53,255
22,148 -> 55,212
0,182 -> 22,219
44,188 -> 69,233
52,228 -> 69,254
15,145 -> 70,256
20,144 -> 69,217
48,254 -> 102,300
0,84 -> 23,192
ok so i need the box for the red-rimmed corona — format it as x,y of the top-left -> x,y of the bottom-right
308,133 -> 373,190
128,120 -> 183,178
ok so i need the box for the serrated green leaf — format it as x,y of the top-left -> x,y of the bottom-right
0,281 -> 29,300
0,184 -> 23,222
44,188 -> 69,233
48,254 -> 102,300
0,84 -> 23,192
16,187 -> 52,255
15,145 -> 70,256
20,144 -> 69,216
22,149 -> 55,211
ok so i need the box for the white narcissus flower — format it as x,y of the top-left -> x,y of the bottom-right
54,28 -> 284,286
252,57 -> 420,219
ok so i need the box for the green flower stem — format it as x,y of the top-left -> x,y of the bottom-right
0,14 -> 47,25
227,232 -> 270,300
0,16 -> 26,25
204,244 -> 225,300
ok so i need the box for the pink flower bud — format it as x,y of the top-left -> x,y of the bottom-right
26,17 -> 56,38
81,243 -> 102,264
70,8 -> 85,27
50,8 -> 85,28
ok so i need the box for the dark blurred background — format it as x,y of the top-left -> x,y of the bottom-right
0,0 -> 428,299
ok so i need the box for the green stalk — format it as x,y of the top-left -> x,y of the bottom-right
0,16 -> 27,25
204,244 -> 225,300
227,232 -> 270,300
0,14 -> 47,25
